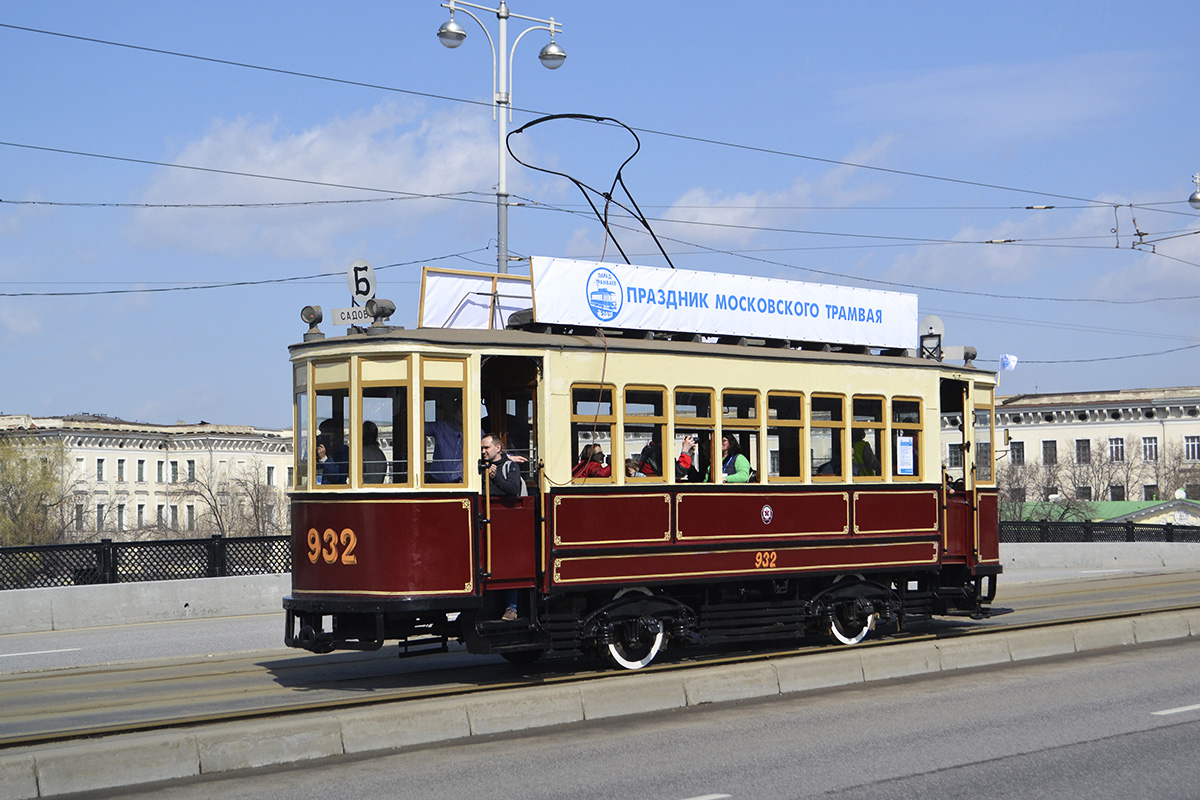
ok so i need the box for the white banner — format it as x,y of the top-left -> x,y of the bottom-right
530,257 -> 918,349
419,268 -> 533,330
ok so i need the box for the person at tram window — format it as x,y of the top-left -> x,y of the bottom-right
625,458 -> 640,478
720,434 -> 751,483
851,428 -> 880,476
572,443 -> 611,479
481,433 -> 524,621
316,419 -> 349,484
636,440 -> 663,476
425,395 -> 464,483
362,421 -> 387,484
676,434 -> 702,482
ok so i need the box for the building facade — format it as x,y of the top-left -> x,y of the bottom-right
980,387 -> 1200,508
0,414 -> 292,542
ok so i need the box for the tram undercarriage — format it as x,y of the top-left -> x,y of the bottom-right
285,568 -> 1001,670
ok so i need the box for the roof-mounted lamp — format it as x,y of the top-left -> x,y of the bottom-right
1189,173 -> 1200,210
300,305 -> 324,341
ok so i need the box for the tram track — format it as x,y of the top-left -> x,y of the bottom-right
2,572 -> 1198,751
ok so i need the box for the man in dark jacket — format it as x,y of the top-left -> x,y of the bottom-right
481,433 -> 524,496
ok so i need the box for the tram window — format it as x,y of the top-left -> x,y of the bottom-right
720,429 -> 759,483
423,386 -> 465,485
892,399 -> 922,480
974,386 -> 995,485
626,387 -> 666,481
722,392 -> 758,424
675,388 -> 715,483
363,387 -> 409,485
767,392 -> 804,481
314,389 -> 350,486
571,385 -> 615,483
295,383 -> 309,489
811,394 -> 845,481
852,396 -> 885,480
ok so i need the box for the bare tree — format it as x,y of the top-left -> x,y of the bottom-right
230,457 -> 284,536
0,437 -> 75,546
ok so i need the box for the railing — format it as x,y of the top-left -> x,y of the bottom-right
0,535 -> 290,591
1000,520 -> 1200,544
2,522 -> 1198,591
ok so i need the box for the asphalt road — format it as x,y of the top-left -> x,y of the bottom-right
70,637 -> 1200,800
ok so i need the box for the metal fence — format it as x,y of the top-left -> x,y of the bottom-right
0,535 -> 290,591
1000,520 -> 1200,544
3,522 -> 1199,591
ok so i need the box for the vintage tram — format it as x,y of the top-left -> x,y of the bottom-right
284,260 -> 1001,669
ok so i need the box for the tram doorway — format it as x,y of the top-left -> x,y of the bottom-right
479,356 -> 541,589
940,378 -> 974,563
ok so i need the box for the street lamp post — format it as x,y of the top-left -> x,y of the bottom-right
438,1 -> 566,274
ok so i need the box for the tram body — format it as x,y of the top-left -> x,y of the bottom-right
284,315 -> 1002,669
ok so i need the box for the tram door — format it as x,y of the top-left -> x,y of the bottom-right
479,356 -> 540,588
940,378 -> 974,562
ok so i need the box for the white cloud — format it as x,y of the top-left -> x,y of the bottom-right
126,101 -> 498,259
0,302 -> 43,337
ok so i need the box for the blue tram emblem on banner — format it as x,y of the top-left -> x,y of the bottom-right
585,267 -> 623,322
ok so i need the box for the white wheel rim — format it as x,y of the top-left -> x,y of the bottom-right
830,612 -> 877,645
607,628 -> 664,670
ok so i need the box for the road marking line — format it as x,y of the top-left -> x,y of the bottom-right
680,796 -> 733,800
1152,703 -> 1200,716
0,648 -> 82,658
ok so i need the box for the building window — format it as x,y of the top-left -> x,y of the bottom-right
1042,440 -> 1057,466
1142,437 -> 1158,462
137,459 -> 146,482
1075,486 -> 1092,501
157,504 -> 165,527
287,466 -> 294,486
171,461 -> 180,483
1108,437 -> 1125,463
1044,486 -> 1060,501
137,503 -> 145,528
1011,441 -> 1024,466
116,503 -> 126,531
1009,487 -> 1027,503
1109,485 -> 1126,501
170,505 -> 179,529
96,458 -> 105,482
157,460 -> 165,483
186,504 -> 196,531
75,504 -> 84,532
117,459 -> 126,482
187,459 -> 196,482
1185,436 -> 1200,461
266,465 -> 276,486
1187,484 -> 1200,500
96,503 -> 106,531
947,444 -> 964,469
1143,485 -> 1158,501
1075,439 -> 1090,464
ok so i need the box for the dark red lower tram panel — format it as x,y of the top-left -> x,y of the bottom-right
552,540 -> 939,586
853,490 -> 939,535
291,496 -> 475,597
676,491 -> 849,542
976,490 -> 1001,563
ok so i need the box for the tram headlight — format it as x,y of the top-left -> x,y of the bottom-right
366,298 -> 395,324
301,305 -> 324,341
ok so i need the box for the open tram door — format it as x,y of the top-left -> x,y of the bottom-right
940,378 -> 975,563
477,355 -> 541,617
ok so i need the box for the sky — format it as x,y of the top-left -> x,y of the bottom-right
2,1 -> 1199,429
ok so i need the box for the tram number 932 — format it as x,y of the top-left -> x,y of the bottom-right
307,528 -> 359,565
754,550 -> 777,569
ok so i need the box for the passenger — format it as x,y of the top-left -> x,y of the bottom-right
636,440 -> 662,476
572,443 -> 612,479
425,395 -> 464,483
316,419 -> 349,484
481,432 -> 524,621
852,428 -> 880,476
676,434 -> 702,482
625,458 -> 640,478
362,421 -> 387,484
720,434 -> 751,483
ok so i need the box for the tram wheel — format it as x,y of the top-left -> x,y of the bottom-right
605,617 -> 664,670
827,602 -> 877,646
501,650 -> 544,666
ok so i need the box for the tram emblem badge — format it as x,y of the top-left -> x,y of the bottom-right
585,267 -> 623,322
761,504 -> 774,525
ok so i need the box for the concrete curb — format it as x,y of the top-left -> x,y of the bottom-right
2,610 -> 1195,799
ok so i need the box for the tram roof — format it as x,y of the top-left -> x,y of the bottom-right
290,324 -> 993,377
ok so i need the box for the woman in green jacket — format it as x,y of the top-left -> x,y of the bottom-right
721,434 -> 751,483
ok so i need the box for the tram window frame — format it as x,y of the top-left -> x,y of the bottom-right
891,397 -> 923,481
421,358 -> 468,488
810,394 -> 846,482
293,362 -> 309,489
570,384 -> 616,484
359,357 -> 411,487
721,390 -> 761,483
312,359 -> 351,489
767,392 -> 805,482
974,384 -> 996,485
625,385 -> 668,483
674,387 -> 715,484
851,395 -> 886,481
